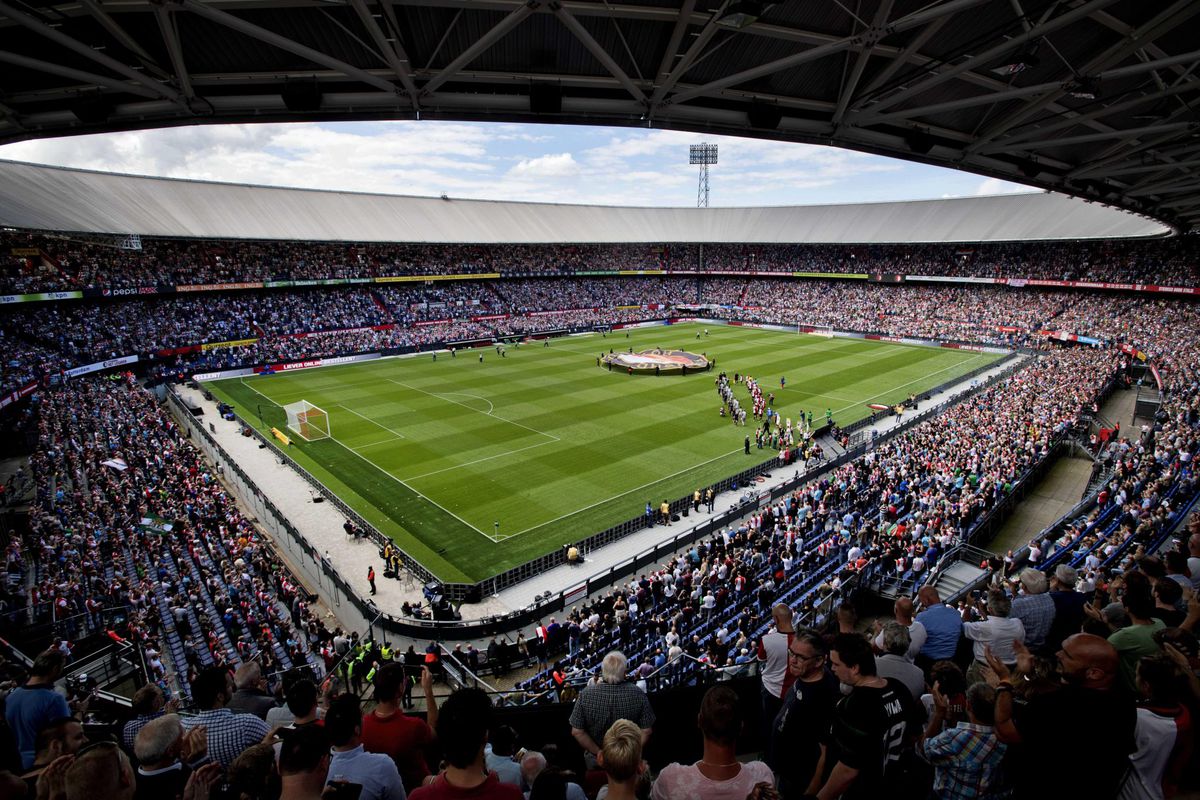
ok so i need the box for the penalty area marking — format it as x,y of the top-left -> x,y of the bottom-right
336,403 -> 406,439
235,377 -> 497,542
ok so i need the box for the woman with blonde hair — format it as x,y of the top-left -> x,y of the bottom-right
597,719 -> 646,800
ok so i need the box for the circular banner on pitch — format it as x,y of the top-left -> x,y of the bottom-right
602,348 -> 709,374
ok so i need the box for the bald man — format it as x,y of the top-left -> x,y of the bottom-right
915,587 -> 962,669
872,597 -> 927,662
984,633 -> 1134,797
757,603 -> 797,733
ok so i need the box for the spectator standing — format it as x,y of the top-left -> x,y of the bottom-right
484,726 -> 523,787
1121,654 -> 1194,800
132,714 -> 207,800
5,649 -> 73,769
650,685 -> 775,800
1105,585 -> 1167,693
918,683 -> 1007,799
1009,569 -> 1056,655
597,720 -> 646,800
874,624 -> 926,703
569,652 -> 655,769
962,591 -> 1025,685
65,742 -> 136,800
227,662 -> 277,719
1046,565 -> 1088,655
757,604 -> 796,735
20,716 -> 86,792
915,587 -> 962,672
182,667 -> 271,768
325,694 -> 407,800
986,633 -> 1135,798
267,679 -> 323,729
871,598 -> 927,662
816,633 -> 921,800
769,630 -> 838,800
362,664 -> 438,793
122,685 -> 171,753
279,726 -> 332,800
409,688 -> 522,800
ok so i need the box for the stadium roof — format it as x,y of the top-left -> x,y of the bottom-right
0,0 -> 1197,232
0,158 -> 1168,241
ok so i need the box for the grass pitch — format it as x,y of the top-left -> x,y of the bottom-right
207,323 -> 1002,583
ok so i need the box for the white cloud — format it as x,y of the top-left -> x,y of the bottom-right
508,153 -> 580,178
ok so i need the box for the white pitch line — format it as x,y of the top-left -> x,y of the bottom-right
503,446 -> 746,539
387,378 -> 560,442
237,377 -> 494,540
351,435 -> 403,451
435,391 -> 495,415
832,353 -> 989,416
336,403 -> 405,439
403,438 -> 559,482
334,440 -> 499,542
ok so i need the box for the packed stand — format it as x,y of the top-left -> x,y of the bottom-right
10,375 -> 332,705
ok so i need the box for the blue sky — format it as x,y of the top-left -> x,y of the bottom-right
0,120 -> 1035,206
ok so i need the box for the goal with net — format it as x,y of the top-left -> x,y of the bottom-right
800,323 -> 836,338
284,400 -> 331,441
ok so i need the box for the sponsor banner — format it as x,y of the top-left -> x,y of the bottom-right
176,282 -> 263,292
907,275 -> 1002,285
255,353 -> 379,374
155,345 -> 201,357
374,273 -> 499,283
63,354 -> 138,378
414,318 -> 451,327
472,314 -> 509,322
793,271 -> 868,279
0,381 -> 38,410
11,247 -> 40,256
617,269 -> 664,275
97,286 -> 160,297
0,290 -> 84,304
996,325 -> 1023,333
1119,343 -> 1148,362
193,367 -> 256,382
611,320 -> 668,331
201,338 -> 258,351
525,307 -> 598,317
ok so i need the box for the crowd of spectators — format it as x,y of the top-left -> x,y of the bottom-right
6,375 -> 333,707
4,231 -> 1199,292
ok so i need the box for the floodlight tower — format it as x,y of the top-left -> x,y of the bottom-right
689,143 -> 718,207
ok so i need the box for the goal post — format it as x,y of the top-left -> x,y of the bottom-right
799,322 -> 835,338
284,400 -> 331,441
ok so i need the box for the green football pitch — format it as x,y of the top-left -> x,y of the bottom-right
206,323 -> 1003,583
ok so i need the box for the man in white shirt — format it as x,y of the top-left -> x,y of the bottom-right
324,695 -> 406,800
871,597 -> 927,662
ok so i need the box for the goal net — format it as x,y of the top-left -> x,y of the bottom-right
284,400 -> 331,441
800,323 -> 836,338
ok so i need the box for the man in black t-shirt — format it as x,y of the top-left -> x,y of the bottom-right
770,630 -> 839,800
816,634 -> 921,800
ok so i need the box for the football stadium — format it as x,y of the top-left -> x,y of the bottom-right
1,1 -> 1198,798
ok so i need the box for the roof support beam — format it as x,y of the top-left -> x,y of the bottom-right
1066,108 -> 1199,177
856,13 -> 947,98
0,49 -> 163,99
77,0 -> 168,80
550,1 -> 646,105
664,0 -> 992,109
848,0 -> 1121,121
1126,173 -> 1200,196
175,0 -> 404,96
986,121 -> 1196,153
420,0 -> 542,97
984,81 -> 1199,149
649,0 -> 725,108
653,0 -> 696,90
860,47 -> 1200,128
0,0 -> 184,105
346,0 -> 420,108
831,0 -> 894,126
153,5 -> 193,101
965,0 -> 1200,152
1088,158 -> 1200,179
